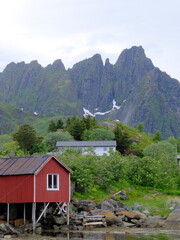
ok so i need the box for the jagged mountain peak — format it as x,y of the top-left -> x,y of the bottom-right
105,58 -> 110,66
115,46 -> 154,69
46,59 -> 66,72
0,46 -> 179,138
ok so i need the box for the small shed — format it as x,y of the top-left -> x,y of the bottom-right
0,154 -> 72,232
56,141 -> 117,156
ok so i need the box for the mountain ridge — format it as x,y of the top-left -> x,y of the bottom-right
0,46 -> 180,138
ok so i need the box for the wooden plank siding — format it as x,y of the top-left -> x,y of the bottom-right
0,175 -> 34,203
36,158 -> 70,202
0,155 -> 72,204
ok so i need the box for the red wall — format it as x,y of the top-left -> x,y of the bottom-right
0,158 -> 70,203
36,158 -> 70,202
0,175 -> 34,203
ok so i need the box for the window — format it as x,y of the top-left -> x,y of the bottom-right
47,174 -> 59,190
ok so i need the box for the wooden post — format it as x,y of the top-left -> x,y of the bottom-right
24,203 -> 26,225
32,202 -> 36,234
43,203 -> 46,218
7,203 -> 10,224
35,202 -> 50,225
67,202 -> 69,225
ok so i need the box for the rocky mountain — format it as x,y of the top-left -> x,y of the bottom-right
0,102 -> 36,134
0,46 -> 180,138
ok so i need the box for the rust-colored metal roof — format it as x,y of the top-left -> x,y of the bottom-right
0,155 -> 72,176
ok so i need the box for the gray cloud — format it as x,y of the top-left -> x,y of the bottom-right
0,0 -> 180,80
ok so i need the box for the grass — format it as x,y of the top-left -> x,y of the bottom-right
72,181 -> 180,217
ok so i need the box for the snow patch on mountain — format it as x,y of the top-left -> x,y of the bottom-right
83,99 -> 121,117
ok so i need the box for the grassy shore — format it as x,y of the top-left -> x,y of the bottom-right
73,181 -> 180,217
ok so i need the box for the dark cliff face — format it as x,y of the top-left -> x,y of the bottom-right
70,54 -> 104,111
0,46 -> 180,138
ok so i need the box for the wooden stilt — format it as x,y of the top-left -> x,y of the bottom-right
67,202 -> 70,225
36,202 -> 50,225
32,202 -> 36,234
43,203 -> 46,218
24,203 -> 26,225
7,203 -> 10,224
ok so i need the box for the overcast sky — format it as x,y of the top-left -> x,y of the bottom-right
0,0 -> 180,80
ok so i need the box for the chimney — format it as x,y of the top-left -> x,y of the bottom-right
8,151 -> 15,158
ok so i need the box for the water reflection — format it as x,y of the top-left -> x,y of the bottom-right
44,231 -> 180,240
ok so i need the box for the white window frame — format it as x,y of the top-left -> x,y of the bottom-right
47,174 -> 59,191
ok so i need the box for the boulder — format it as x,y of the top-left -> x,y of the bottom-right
105,215 -> 123,226
165,207 -> 180,229
53,224 -> 59,230
90,209 -> 114,218
35,226 -> 42,235
123,222 -> 136,227
119,191 -> 128,200
0,223 -> 7,232
101,200 -> 115,211
53,216 -> 67,225
143,215 -> 165,228
142,210 -> 150,216
73,200 -> 96,212
101,198 -> 125,211
119,211 -> 146,221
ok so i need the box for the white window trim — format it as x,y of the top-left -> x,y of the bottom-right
47,174 -> 59,191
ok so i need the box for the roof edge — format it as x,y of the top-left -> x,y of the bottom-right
35,155 -> 73,175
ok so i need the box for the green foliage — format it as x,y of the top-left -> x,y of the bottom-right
153,130 -> 162,142
12,124 -> 41,155
45,131 -> 74,151
59,140 -> 180,194
56,119 -> 64,129
0,141 -> 24,157
143,141 -> 176,160
29,140 -> 47,155
136,122 -> 144,132
0,134 -> 12,149
81,116 -> 98,130
123,155 -> 160,187
60,149 -> 96,192
82,128 -> 115,141
65,116 -> 85,140
113,123 -> 132,154
48,120 -> 57,132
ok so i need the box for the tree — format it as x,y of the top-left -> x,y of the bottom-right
136,123 -> 144,132
1,141 -> 23,157
143,141 -> 177,160
65,116 -> 85,140
153,130 -> 162,142
45,131 -> 74,151
82,128 -> 115,141
48,120 -> 57,132
56,119 -> 64,129
82,116 -> 98,130
113,124 -> 132,154
13,125 -> 40,155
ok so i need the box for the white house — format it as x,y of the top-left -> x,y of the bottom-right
56,141 -> 116,156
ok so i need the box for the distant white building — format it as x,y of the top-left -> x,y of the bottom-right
56,141 -> 116,156
177,155 -> 180,165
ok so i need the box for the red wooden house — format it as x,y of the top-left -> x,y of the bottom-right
0,155 -> 72,231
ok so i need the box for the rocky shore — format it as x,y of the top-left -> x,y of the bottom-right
0,196 -> 179,237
